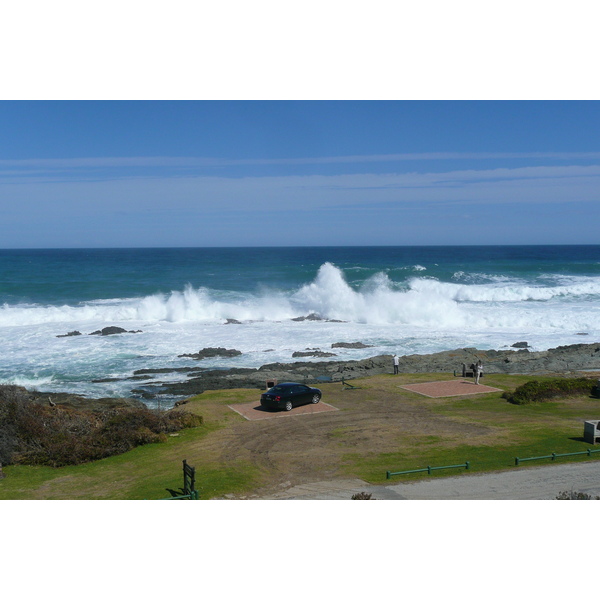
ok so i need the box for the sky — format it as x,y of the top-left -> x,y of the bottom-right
1,3 -> 599,249
1,100 -> 599,248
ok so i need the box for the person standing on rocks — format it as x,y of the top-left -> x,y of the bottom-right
474,360 -> 483,384
393,354 -> 399,375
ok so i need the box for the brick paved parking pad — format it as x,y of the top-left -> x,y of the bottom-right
400,379 -> 502,398
228,400 -> 339,421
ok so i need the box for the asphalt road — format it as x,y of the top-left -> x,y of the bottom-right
264,460 -> 600,500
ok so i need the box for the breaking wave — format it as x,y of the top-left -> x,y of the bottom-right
409,277 -> 600,303
1,262 -> 600,331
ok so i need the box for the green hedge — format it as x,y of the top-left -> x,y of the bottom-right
502,378 -> 597,405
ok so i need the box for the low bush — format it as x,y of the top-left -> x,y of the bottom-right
0,385 -> 203,467
556,490 -> 600,500
0,386 -> 29,466
502,378 -> 596,405
351,492 -> 373,500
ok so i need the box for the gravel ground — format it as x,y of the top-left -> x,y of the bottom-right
262,461 -> 600,499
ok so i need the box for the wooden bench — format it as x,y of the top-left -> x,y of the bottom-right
314,375 -> 359,389
456,363 -> 483,378
341,377 -> 360,389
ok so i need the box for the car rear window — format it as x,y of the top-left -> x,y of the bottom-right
269,385 -> 287,394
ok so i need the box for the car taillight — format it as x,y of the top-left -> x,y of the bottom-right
274,396 -> 281,401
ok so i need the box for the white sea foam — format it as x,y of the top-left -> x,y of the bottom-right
409,277 -> 600,303
452,271 -> 517,284
2,262 -> 600,400
1,262 -> 600,328
0,374 -> 56,389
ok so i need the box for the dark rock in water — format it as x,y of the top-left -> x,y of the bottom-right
133,366 -> 201,376
292,350 -> 337,358
56,330 -> 82,338
154,367 -> 261,396
291,314 -> 345,323
130,388 -> 159,400
92,374 -> 156,383
90,327 -> 127,336
178,347 -> 242,360
291,313 -> 323,321
225,319 -> 243,325
332,342 -> 373,349
511,342 -> 529,348
89,327 -> 142,336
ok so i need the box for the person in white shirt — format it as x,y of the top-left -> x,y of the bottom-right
475,360 -> 483,384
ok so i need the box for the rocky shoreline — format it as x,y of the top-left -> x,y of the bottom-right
4,342 -> 600,408
125,342 -> 600,400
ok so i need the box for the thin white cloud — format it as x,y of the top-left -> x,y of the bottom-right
1,151 -> 600,171
2,164 -> 599,219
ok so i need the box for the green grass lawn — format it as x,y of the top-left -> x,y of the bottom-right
0,413 -> 261,500
348,374 -> 600,483
1,372 -> 599,499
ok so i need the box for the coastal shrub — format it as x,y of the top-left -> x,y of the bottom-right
0,385 -> 203,467
556,490 -> 600,500
160,410 -> 203,431
351,492 -> 373,500
0,427 -> 17,467
0,386 -> 31,465
502,378 -> 596,405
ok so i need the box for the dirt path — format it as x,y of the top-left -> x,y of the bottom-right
200,376 -> 600,500
206,378 -> 495,497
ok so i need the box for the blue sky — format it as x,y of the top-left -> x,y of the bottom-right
1,100 -> 599,248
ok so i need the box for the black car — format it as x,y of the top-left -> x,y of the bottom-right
260,382 -> 322,411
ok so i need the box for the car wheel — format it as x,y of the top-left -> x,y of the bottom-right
311,394 -> 321,404
284,400 -> 293,411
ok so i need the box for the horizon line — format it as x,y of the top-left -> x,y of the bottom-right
2,243 -> 600,251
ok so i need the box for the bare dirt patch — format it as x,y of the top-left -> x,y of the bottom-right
228,400 -> 338,420
400,379 -> 502,398
194,376 -> 499,498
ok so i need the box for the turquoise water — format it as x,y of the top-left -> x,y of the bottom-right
1,245 -> 599,402
3,245 -> 600,302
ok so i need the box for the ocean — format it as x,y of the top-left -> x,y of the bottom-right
1,245 -> 599,405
